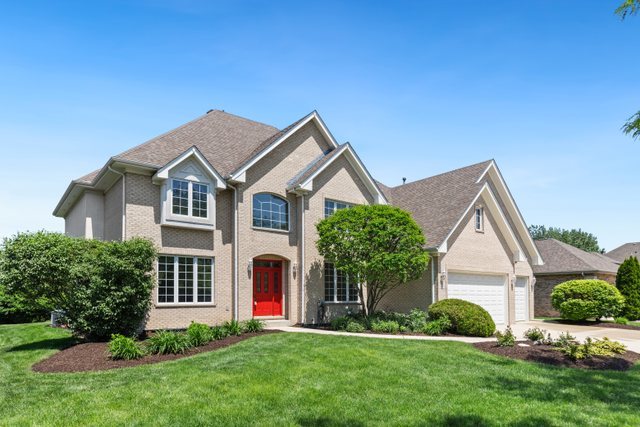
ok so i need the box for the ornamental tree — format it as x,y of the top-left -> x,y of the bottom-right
316,205 -> 429,317
616,256 -> 640,320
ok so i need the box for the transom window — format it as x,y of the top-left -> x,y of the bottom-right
158,255 -> 214,304
171,179 -> 209,218
324,199 -> 353,218
253,193 -> 289,231
324,262 -> 359,303
475,207 -> 484,232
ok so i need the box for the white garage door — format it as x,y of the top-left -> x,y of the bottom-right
447,272 -> 506,324
515,277 -> 528,321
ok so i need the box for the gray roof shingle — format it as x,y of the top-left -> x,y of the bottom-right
84,110 -> 283,182
378,160 -> 493,248
287,144 -> 345,189
533,239 -> 619,275
606,243 -> 640,263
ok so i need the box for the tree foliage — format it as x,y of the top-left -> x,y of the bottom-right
0,232 -> 157,339
615,1 -> 639,141
528,225 -> 604,253
616,256 -> 640,320
316,205 -> 429,317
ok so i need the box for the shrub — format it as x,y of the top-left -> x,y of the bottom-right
523,327 -> 547,343
553,331 -> 577,348
370,320 -> 400,334
0,283 -> 52,324
615,317 -> 629,325
186,322 -> 213,347
428,299 -> 495,337
495,327 -> 515,347
345,321 -> 366,333
0,232 -> 157,340
211,325 -> 229,340
242,319 -> 265,333
551,280 -> 625,321
616,256 -> 640,320
223,320 -> 243,336
558,337 -> 626,361
421,316 -> 451,336
330,316 -> 350,331
146,330 -> 192,355
406,308 -> 428,332
108,334 -> 145,360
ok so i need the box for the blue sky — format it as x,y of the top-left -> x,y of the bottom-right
0,1 -> 638,251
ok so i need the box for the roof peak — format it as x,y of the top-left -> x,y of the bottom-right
385,159 -> 494,189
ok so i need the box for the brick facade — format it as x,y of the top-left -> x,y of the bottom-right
534,272 -> 617,317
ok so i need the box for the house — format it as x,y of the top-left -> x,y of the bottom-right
53,110 -> 542,329
533,239 -> 619,317
606,242 -> 640,263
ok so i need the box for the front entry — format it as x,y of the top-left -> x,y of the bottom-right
253,259 -> 283,317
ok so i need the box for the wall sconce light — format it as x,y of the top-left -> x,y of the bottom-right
292,262 -> 298,278
247,260 -> 253,278
510,277 -> 515,290
439,272 -> 447,289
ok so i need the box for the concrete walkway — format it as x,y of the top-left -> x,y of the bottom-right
267,321 -> 640,352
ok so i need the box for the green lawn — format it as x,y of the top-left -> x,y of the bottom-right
1,324 -> 640,426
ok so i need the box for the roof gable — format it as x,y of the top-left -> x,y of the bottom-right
152,146 -> 226,189
606,242 -> 640,263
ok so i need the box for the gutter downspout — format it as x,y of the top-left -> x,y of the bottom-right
107,166 -> 126,241
230,184 -> 239,322
299,194 -> 306,325
431,256 -> 436,304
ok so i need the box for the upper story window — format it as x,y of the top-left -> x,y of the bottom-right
253,193 -> 289,231
171,179 -> 209,218
324,199 -> 353,218
475,207 -> 484,232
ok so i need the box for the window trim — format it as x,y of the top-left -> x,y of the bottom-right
171,178 -> 210,220
324,262 -> 360,304
475,206 -> 484,232
251,192 -> 291,233
161,177 -> 215,230
156,255 -> 215,306
324,198 -> 354,219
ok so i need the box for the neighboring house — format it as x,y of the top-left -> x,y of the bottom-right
606,242 -> 640,263
54,110 -> 542,329
533,239 -> 620,317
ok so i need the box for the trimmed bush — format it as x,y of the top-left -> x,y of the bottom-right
146,330 -> 192,355
345,321 -> 366,333
421,316 -> 451,336
551,280 -> 625,321
495,327 -> 515,347
108,334 -> 145,360
186,322 -> 213,347
370,320 -> 400,334
616,256 -> 640,320
242,319 -> 265,333
222,320 -> 243,336
428,299 -> 495,337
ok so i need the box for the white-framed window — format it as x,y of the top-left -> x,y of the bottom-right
324,262 -> 359,303
324,199 -> 353,218
171,179 -> 209,219
252,193 -> 289,231
157,255 -> 214,304
475,207 -> 484,232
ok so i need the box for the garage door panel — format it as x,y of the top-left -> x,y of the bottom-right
515,277 -> 528,321
447,273 -> 506,324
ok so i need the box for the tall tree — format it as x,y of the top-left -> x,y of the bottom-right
616,0 -> 639,141
316,205 -> 429,317
528,225 -> 604,253
616,256 -> 640,320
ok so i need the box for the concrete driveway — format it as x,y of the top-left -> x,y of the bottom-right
507,320 -> 640,353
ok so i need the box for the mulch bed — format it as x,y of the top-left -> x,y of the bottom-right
32,330 -> 280,373
474,341 -> 640,371
548,320 -> 640,331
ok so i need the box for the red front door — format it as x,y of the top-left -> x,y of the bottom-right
253,260 -> 283,317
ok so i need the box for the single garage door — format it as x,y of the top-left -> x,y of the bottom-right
515,277 -> 528,321
447,272 -> 506,324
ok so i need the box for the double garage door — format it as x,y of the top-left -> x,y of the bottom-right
447,273 -> 529,324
